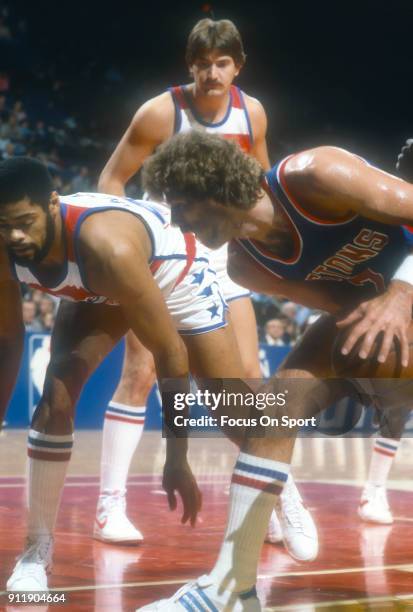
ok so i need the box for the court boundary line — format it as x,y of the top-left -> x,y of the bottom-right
1,562 -> 412,596
264,592 -> 413,610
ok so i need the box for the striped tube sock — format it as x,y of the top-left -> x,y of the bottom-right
27,429 -> 74,540
208,451 -> 290,594
367,437 -> 400,486
100,401 -> 146,495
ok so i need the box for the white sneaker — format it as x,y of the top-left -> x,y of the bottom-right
276,477 -> 319,562
265,510 -> 283,544
358,485 -> 393,525
7,537 -> 53,592
136,575 -> 261,611
94,492 -> 144,544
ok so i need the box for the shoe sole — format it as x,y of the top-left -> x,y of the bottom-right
357,508 -> 393,525
93,533 -> 144,545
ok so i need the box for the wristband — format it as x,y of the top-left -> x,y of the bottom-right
391,253 -> 413,285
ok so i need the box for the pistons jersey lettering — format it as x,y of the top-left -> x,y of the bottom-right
235,154 -> 410,293
11,192 -> 197,304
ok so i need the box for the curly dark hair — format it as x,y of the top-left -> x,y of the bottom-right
142,131 -> 264,210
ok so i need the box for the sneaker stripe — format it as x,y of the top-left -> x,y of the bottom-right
194,588 -> 219,612
178,594 -> 198,611
183,592 -> 206,611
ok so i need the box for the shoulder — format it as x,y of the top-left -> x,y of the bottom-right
78,208 -> 152,263
242,93 -> 267,121
283,146 -> 356,181
241,92 -> 267,134
130,92 -> 175,141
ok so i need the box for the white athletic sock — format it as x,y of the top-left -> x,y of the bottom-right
208,451 -> 290,593
99,401 -> 146,496
366,437 -> 400,488
26,429 -> 74,541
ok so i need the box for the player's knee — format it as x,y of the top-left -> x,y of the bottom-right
118,359 -> 156,401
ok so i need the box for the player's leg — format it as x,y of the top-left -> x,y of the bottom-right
7,301 -> 128,592
138,315 -> 345,610
138,324 -> 342,612
227,296 -> 262,378
359,405 -> 410,524
96,330 -> 155,544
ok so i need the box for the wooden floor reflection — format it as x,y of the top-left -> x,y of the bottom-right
0,432 -> 412,611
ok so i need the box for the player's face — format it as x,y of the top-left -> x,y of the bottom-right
190,51 -> 240,97
0,196 -> 56,265
170,198 -> 240,248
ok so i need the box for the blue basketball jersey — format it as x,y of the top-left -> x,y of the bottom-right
235,154 -> 411,294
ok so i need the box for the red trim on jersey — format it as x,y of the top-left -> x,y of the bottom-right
248,181 -> 303,264
172,86 -> 189,109
230,85 -> 243,109
63,204 -> 87,259
278,155 -> 357,226
26,282 -> 92,301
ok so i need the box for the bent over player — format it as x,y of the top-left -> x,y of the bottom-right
0,156 -> 246,592
135,131 -> 413,610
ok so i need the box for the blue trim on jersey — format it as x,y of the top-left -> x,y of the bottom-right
151,254 -> 209,263
238,87 -> 254,145
182,85 -> 233,128
178,319 -> 227,335
226,290 -> 251,301
169,87 -> 182,133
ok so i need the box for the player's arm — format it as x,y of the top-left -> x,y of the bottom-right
78,213 -> 201,524
285,146 -> 413,366
0,243 -> 24,428
245,95 -> 271,171
98,93 -> 175,196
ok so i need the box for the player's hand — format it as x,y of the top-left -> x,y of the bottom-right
336,281 -> 413,368
162,458 -> 202,527
396,139 -> 413,182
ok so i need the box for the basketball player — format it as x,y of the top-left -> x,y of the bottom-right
135,131 -> 413,610
0,157 -> 244,592
97,18 -> 316,561
358,137 -> 413,524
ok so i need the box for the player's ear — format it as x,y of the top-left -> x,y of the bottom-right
48,191 -> 59,215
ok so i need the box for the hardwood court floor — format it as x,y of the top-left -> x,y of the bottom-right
0,432 -> 412,611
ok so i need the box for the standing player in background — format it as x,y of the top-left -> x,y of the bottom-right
358,138 -> 413,524
97,18 -> 317,561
